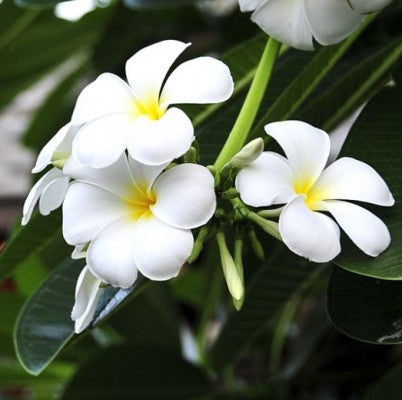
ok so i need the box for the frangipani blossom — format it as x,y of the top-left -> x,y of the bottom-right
62,155 -> 216,288
239,0 -> 392,50
236,121 -> 395,263
72,266 -> 104,334
71,40 -> 234,168
22,124 -> 79,225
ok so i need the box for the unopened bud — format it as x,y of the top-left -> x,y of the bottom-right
225,138 -> 264,172
248,212 -> 281,241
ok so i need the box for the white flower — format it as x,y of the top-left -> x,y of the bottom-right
62,155 -> 216,288
72,266 -> 103,334
239,0 -> 392,50
70,40 -> 234,168
236,121 -> 395,262
22,124 -> 78,225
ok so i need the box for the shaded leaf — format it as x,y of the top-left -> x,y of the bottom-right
327,266 -> 402,344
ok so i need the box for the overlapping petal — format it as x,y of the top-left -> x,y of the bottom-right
304,0 -> 363,46
236,152 -> 296,207
63,182 -> 128,245
312,157 -> 395,206
279,195 -> 341,262
265,121 -> 330,187
125,40 -> 189,103
127,108 -> 194,166
32,123 -> 72,173
251,0 -> 314,50
71,266 -> 103,334
134,216 -> 193,281
88,218 -> 138,288
38,175 -> 70,216
160,57 -> 234,107
72,114 -> 131,168
71,73 -> 133,126
323,200 -> 391,257
22,168 -> 66,225
151,164 -> 216,229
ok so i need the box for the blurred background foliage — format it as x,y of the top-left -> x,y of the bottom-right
0,0 -> 402,398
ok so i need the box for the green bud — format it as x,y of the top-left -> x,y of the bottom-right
247,226 -> 265,261
183,146 -> 198,163
216,230 -> 244,302
233,233 -> 245,311
223,138 -> 264,174
187,225 -> 211,264
248,212 -> 281,241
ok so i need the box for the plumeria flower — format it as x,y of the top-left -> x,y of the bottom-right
22,123 -> 79,225
236,121 -> 395,263
71,40 -> 234,168
62,155 -> 216,288
72,266 -> 104,334
238,0 -> 392,50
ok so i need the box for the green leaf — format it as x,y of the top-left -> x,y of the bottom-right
334,63 -> 402,279
14,258 -> 147,375
327,266 -> 402,344
295,36 -> 402,132
0,211 -> 65,283
61,344 -> 212,400
123,0 -> 196,9
211,245 -> 325,370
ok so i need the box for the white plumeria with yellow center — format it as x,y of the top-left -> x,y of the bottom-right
238,0 -> 392,50
62,155 -> 216,288
22,123 -> 80,225
236,120 -> 395,263
70,39 -> 234,168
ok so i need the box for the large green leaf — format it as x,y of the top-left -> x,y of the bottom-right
14,257 -> 147,375
327,266 -> 402,344
295,36 -> 402,132
211,244 -> 326,370
61,344 -> 211,400
0,211 -> 65,283
334,62 -> 402,279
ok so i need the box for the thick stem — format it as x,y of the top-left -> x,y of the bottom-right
214,37 -> 281,172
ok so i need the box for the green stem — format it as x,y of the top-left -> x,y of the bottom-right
214,37 -> 281,172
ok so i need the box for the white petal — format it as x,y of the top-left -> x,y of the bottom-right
87,218 -> 138,289
160,57 -> 234,107
38,175 -> 70,216
64,154 -> 135,199
32,123 -> 72,173
328,104 -> 365,164
236,152 -> 296,207
323,200 -> 391,257
22,168 -> 64,225
134,216 -> 193,281
279,195 -> 341,262
125,40 -> 189,104
265,120 -> 330,188
348,0 -> 392,14
128,157 -> 168,195
251,0 -> 314,51
312,157 -> 395,206
127,108 -> 194,166
63,182 -> 127,245
71,73 -> 133,126
238,0 -> 263,12
151,164 -> 216,229
72,114 -> 131,168
72,266 -> 103,334
304,0 -> 363,46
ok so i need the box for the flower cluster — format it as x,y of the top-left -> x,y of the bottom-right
239,0 -> 392,50
23,40 -> 233,333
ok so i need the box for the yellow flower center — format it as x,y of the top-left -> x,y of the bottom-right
124,183 -> 156,220
129,96 -> 165,121
293,177 -> 326,210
